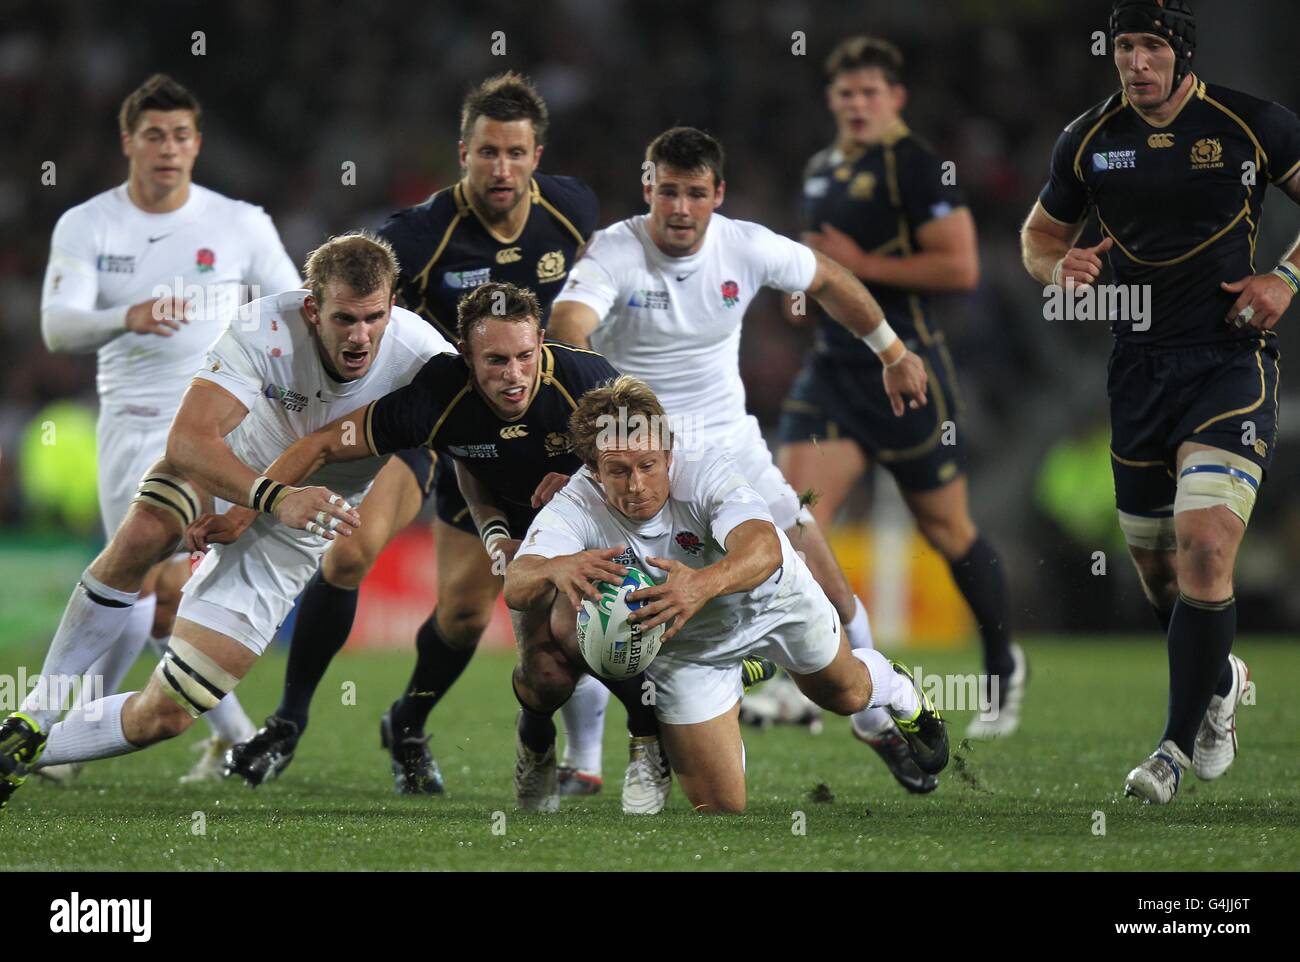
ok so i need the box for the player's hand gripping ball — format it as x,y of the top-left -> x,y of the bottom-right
576,567 -> 665,680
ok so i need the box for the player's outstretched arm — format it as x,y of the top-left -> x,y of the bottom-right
805,250 -> 927,415
546,300 -> 602,349
167,382 -> 360,537
454,459 -> 521,571
629,519 -> 781,642
505,547 -> 629,612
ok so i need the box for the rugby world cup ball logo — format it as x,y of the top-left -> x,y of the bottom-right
721,279 -> 740,308
195,248 -> 216,273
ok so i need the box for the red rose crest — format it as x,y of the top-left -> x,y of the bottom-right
721,279 -> 740,308
196,248 -> 216,273
675,530 -> 704,555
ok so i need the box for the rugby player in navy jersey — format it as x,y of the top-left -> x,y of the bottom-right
777,37 -> 1022,779
218,73 -> 609,796
1021,0 -> 1300,803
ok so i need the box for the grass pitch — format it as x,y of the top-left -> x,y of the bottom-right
2,637 -> 1297,871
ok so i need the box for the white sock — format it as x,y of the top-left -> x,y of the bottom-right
19,571 -> 139,731
35,692 -> 137,767
852,648 -> 920,718
202,691 -> 256,744
845,597 -> 874,650
70,594 -> 156,712
560,674 -> 609,774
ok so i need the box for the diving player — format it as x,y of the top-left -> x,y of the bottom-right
0,234 -> 443,813
546,126 -> 936,788
778,37 -> 1024,766
505,375 -> 948,814
1020,0 -> 1300,803
226,72 -> 608,796
224,283 -> 670,813
34,73 -> 301,782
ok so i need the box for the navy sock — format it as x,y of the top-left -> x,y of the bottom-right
1162,593 -> 1236,756
389,610 -> 476,736
948,535 -> 1014,678
1150,602 -> 1173,634
275,570 -> 358,731
600,674 -> 659,738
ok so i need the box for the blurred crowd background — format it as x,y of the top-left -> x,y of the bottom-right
2,0 -> 1298,635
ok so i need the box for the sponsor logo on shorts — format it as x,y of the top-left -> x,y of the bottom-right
1253,439 -> 1267,457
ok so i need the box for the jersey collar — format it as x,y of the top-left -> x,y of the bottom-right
455,178 -> 538,245
1124,74 -> 1203,129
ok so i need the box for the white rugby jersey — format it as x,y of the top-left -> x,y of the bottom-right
551,213 -> 817,435
517,447 -> 801,657
193,292 -> 454,506
41,183 -> 301,415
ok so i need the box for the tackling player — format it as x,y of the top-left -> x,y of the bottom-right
777,37 -> 1024,775
34,74 -> 301,782
1020,0 -> 1300,803
226,72 -> 612,796
505,376 -> 948,813
546,126 -> 937,788
0,234 -> 448,813
217,283 -> 674,812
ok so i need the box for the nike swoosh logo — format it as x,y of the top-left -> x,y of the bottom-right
675,273 -> 694,281
148,234 -> 171,243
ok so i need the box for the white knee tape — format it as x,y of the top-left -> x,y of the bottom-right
153,636 -> 240,718
133,473 -> 200,528
1174,450 -> 1262,526
1117,509 -> 1177,551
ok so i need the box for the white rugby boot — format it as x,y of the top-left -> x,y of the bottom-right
622,734 -> 671,814
180,736 -> 240,784
738,672 -> 823,733
33,762 -> 84,786
1124,739 -> 1192,805
1194,653 -> 1250,781
514,723 -> 559,812
965,643 -> 1028,740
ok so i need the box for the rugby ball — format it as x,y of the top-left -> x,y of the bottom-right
576,567 -> 665,680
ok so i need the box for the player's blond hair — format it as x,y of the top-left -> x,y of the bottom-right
303,232 -> 399,305
569,375 -> 673,469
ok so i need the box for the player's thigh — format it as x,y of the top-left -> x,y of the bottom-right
322,454 -> 424,587
659,702 -> 746,814
777,439 -> 867,528
435,519 -> 503,643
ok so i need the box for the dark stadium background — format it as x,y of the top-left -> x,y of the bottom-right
2,0 -> 1297,638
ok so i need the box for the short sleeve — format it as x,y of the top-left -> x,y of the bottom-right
551,344 -> 621,393
1259,101 -> 1300,185
516,488 -> 594,559
694,452 -> 775,548
42,210 -> 100,312
243,207 -> 302,296
746,222 -> 817,293
364,354 -> 459,456
378,207 -> 431,310
552,234 -> 621,318
1038,126 -> 1090,225
192,326 -> 266,411
897,144 -> 967,229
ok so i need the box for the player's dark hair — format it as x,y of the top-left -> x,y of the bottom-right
118,74 -> 203,135
824,36 -> 905,86
569,375 -> 673,470
460,71 -> 549,145
303,232 -> 399,306
456,282 -> 543,346
645,127 -> 725,189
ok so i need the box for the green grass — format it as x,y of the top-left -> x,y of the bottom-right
2,637 -> 1298,871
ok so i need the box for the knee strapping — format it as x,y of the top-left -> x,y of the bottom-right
153,637 -> 239,718
1174,450 -> 1261,525
132,473 -> 200,529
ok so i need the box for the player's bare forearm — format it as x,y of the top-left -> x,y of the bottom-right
454,458 -> 507,531
546,300 -> 600,349
806,251 -> 887,339
854,249 -> 978,292
504,555 -> 557,610
703,520 -> 782,597
166,380 -> 258,507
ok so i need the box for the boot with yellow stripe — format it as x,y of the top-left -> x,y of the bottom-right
887,663 -> 949,776
0,713 -> 48,814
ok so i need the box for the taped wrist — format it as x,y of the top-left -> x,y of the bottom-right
249,475 -> 293,514
480,517 -> 510,556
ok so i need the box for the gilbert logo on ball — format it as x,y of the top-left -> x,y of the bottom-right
576,567 -> 665,680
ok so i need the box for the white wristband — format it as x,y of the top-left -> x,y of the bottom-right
1051,257 -> 1065,287
861,320 -> 899,355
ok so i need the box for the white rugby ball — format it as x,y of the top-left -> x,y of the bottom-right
576,567 -> 665,680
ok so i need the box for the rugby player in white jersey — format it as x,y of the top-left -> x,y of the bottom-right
505,376 -> 947,813
547,126 -> 936,787
0,234 -> 449,811
35,74 -> 302,781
